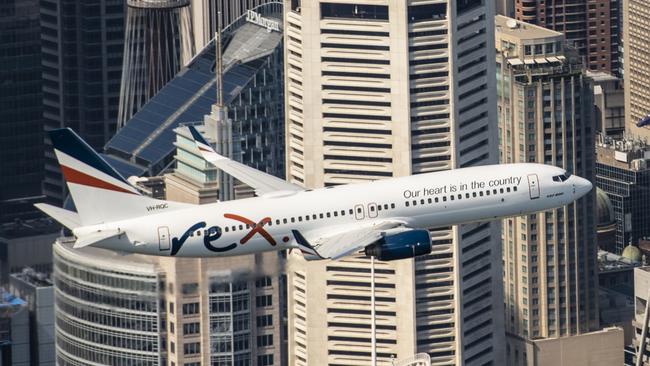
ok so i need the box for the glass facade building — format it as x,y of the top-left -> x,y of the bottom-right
0,0 -> 45,223
53,241 -> 165,365
595,139 -> 650,254
40,0 -> 126,205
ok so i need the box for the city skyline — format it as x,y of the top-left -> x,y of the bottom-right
0,0 -> 645,365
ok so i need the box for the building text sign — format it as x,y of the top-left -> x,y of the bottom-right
246,10 -> 280,33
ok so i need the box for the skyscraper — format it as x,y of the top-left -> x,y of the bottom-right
623,0 -> 650,138
117,0 -> 195,127
0,0 -> 45,223
283,1 -> 503,364
40,0 -> 126,205
495,15 -> 599,364
513,0 -> 620,75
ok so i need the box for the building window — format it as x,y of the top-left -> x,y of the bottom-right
258,354 -> 274,365
182,302 -> 200,315
256,295 -> 272,308
182,283 -> 198,295
257,334 -> 274,347
320,3 -> 388,20
257,314 -> 273,327
183,342 -> 200,355
183,322 -> 200,335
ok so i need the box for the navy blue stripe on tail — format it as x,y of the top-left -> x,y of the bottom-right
49,128 -> 130,184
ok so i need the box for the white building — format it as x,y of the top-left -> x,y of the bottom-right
283,0 -> 503,364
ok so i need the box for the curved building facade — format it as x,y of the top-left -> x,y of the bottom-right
53,240 -> 165,365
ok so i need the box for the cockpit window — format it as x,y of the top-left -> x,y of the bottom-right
552,174 -> 570,182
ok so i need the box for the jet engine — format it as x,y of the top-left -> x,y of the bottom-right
364,230 -> 432,261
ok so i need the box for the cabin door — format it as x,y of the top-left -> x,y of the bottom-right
527,174 -> 540,199
158,226 -> 170,251
354,204 -> 365,220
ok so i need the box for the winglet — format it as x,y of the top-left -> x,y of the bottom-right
291,230 -> 324,260
187,125 -> 225,163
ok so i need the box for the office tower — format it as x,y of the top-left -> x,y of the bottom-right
496,15 -> 599,363
495,0 -> 514,17
513,0 -> 620,75
623,0 -> 650,139
0,291 -> 29,366
284,1 -> 503,365
595,136 -> 650,254
40,0 -> 126,206
0,0 -> 45,223
117,0 -> 195,127
9,269 -> 55,366
191,0 -> 274,50
588,71 -> 625,138
105,3 -> 284,183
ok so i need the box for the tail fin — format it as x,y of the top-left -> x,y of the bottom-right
47,128 -> 190,226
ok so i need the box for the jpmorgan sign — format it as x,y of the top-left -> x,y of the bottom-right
246,10 -> 280,32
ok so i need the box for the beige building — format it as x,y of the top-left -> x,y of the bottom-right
588,71 -> 625,138
495,15 -> 600,365
284,1 -> 503,365
624,0 -> 650,139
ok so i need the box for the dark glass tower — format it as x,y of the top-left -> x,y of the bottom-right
0,0 -> 45,223
40,0 -> 126,205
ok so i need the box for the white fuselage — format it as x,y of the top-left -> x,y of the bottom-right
80,163 -> 590,257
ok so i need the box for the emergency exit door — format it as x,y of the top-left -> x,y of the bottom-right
527,174 -> 540,199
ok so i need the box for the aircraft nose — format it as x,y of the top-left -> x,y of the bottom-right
573,176 -> 593,198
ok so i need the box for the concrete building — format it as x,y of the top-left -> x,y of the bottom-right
0,291 -> 29,366
283,1 -> 502,365
598,250 -> 638,345
0,0 -> 46,223
513,0 -> 621,75
40,0 -> 126,206
9,269 -> 54,366
624,0 -> 650,138
495,15 -> 600,363
595,136 -> 650,254
589,71 -> 625,138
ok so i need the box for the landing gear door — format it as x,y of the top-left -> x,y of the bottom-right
527,174 -> 540,199
158,226 -> 170,251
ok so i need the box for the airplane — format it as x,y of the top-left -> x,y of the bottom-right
35,126 -> 593,261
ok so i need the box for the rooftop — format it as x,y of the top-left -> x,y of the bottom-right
595,134 -> 650,171
495,15 -> 563,40
598,250 -> 641,273
11,268 -> 52,288
0,218 -> 60,240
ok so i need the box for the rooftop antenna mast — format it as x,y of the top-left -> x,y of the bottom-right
216,7 -> 224,108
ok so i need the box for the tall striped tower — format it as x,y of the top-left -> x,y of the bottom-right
117,0 -> 195,128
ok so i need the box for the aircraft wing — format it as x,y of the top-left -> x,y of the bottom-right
187,126 -> 303,196
292,220 -> 408,260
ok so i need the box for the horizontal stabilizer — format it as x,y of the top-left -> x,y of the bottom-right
34,203 -> 81,230
73,230 -> 121,249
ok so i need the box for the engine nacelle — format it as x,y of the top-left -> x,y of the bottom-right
364,230 -> 432,261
